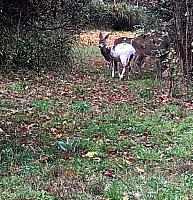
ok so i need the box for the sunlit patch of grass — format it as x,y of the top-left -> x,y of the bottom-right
85,122 -> 119,140
72,46 -> 101,61
104,180 -> 125,200
127,78 -> 164,98
132,145 -> 162,161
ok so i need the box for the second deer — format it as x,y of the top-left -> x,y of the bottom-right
114,32 -> 170,78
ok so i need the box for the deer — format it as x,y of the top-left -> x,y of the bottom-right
99,33 -> 136,80
113,32 -> 170,78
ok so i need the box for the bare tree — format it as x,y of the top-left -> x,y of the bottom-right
170,0 -> 193,77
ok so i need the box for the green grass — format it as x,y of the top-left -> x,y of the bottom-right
0,176 -> 56,200
31,99 -> 54,113
0,100 -> 14,109
71,101 -> 93,113
1,45 -> 193,199
72,46 -> 101,61
9,82 -> 25,92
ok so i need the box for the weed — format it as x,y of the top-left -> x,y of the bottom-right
31,99 -> 53,113
71,101 -> 93,113
73,85 -> 85,94
9,82 -> 25,91
0,100 -> 13,109
137,88 -> 153,100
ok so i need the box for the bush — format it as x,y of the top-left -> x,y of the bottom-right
87,3 -> 151,31
149,0 -> 173,22
0,0 -> 89,72
1,30 -> 73,72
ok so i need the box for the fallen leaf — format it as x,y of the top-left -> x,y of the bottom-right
39,155 -> 48,162
104,169 -> 115,177
135,167 -> 145,173
51,128 -> 65,138
85,151 -> 98,158
134,192 -> 141,200
62,152 -> 71,160
108,149 -> 117,157
66,170 -> 74,177
17,136 -> 28,144
45,113 -> 52,120
123,195 -> 129,200
125,156 -> 138,163
143,132 -> 149,141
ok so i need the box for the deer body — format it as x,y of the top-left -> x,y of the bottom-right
110,43 -> 136,79
114,33 -> 170,77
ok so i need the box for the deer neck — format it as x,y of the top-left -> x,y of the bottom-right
100,46 -> 111,62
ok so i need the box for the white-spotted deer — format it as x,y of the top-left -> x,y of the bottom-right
114,32 -> 170,78
99,33 -> 136,80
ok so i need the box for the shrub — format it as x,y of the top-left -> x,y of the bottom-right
87,3 -> 151,31
0,0 -> 89,72
2,30 -> 72,72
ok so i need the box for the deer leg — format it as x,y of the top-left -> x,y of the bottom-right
114,61 -> 118,71
137,54 -> 145,77
126,55 -> 135,80
128,66 -> 132,80
111,60 -> 115,78
128,55 -> 135,80
119,56 -> 128,80
114,61 -> 120,77
119,66 -> 126,80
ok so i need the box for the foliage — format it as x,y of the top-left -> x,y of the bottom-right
149,0 -> 173,22
2,30 -> 72,72
71,101 -> 93,113
89,0 -> 173,31
87,3 -> 150,31
0,0 -> 89,72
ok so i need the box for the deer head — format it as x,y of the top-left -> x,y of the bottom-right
98,33 -> 112,61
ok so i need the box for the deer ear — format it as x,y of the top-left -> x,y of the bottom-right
104,34 -> 110,40
99,32 -> 103,39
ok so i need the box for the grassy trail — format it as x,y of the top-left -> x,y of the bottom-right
1,31 -> 193,200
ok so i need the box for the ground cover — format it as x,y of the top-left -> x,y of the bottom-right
1,30 -> 193,200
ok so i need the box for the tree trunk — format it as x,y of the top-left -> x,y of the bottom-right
170,0 -> 193,77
